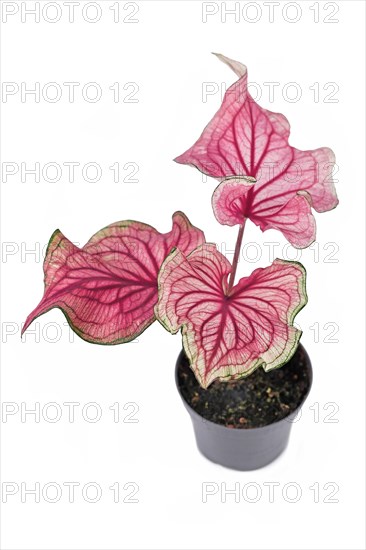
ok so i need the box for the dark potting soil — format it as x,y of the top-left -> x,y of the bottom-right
177,345 -> 311,429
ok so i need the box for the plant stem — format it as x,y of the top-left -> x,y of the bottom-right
227,219 -> 246,293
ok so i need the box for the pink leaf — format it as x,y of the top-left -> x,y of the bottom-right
22,212 -> 205,344
156,244 -> 307,388
175,53 -> 338,248
212,177 -> 316,248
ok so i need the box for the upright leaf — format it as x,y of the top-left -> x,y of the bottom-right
175,54 -> 338,248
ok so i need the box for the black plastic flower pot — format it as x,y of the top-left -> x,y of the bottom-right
175,344 -> 313,471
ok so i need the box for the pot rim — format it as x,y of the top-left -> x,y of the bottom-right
175,343 -> 313,433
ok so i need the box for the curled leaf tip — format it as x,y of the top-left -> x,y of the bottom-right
212,52 -> 247,78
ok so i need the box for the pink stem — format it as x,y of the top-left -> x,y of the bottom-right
227,219 -> 246,293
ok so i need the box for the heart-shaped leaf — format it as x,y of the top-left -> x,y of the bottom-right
175,54 -> 338,248
156,244 -> 307,388
22,212 -> 205,344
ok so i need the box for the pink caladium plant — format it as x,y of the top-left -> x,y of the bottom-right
23,54 -> 338,388
175,54 -> 339,249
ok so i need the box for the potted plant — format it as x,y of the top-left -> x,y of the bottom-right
22,54 -> 338,470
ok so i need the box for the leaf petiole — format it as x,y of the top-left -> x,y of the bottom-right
227,219 -> 246,293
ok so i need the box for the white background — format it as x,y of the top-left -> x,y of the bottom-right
1,1 -> 365,549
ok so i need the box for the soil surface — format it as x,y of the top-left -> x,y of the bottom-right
177,345 -> 311,429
